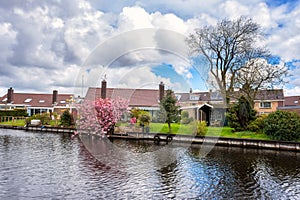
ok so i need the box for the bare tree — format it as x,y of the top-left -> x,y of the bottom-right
187,16 -> 269,105
234,58 -> 288,106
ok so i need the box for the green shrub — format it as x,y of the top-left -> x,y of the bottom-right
0,109 -> 28,117
180,111 -> 194,124
60,110 -> 75,127
138,111 -> 151,126
226,96 -> 256,131
181,117 -> 193,124
264,110 -> 300,141
247,114 -> 268,133
26,113 -> 51,125
191,121 -> 207,136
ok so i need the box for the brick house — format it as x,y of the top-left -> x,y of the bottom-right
85,80 -> 285,125
0,88 -> 75,116
85,81 -> 165,121
277,96 -> 300,115
85,81 -> 214,125
253,89 -> 285,115
175,89 -> 214,125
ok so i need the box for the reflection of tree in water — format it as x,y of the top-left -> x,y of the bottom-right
156,161 -> 178,191
152,150 -> 180,199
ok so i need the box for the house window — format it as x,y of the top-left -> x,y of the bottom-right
2,98 -> 7,102
60,100 -> 66,104
175,95 -> 181,101
294,100 -> 299,104
24,98 -> 32,103
39,100 -> 45,103
190,95 -> 199,101
260,102 -> 271,108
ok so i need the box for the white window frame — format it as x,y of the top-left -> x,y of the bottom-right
260,101 -> 271,108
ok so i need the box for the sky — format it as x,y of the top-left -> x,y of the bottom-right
0,0 -> 300,97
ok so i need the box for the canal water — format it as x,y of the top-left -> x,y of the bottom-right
1,129 -> 300,199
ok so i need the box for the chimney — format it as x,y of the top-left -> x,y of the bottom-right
52,90 -> 58,105
159,81 -> 164,101
7,87 -> 14,103
101,80 -> 107,99
189,88 -> 193,93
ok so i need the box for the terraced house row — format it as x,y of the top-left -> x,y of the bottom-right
1,81 -> 299,126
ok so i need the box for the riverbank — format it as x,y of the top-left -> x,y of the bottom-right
1,124 -> 300,152
0,124 -> 75,134
107,132 -> 300,152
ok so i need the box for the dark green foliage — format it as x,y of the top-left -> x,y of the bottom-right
0,109 -> 28,117
226,96 -> 256,131
264,110 -> 300,141
247,114 -> 268,133
26,113 -> 51,125
60,110 -> 74,127
159,89 -> 180,133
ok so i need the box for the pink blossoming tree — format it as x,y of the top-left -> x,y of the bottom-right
75,97 -> 128,136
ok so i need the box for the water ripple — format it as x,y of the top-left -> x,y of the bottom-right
1,130 -> 300,199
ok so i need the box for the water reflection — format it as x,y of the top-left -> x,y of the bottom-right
1,129 -> 300,199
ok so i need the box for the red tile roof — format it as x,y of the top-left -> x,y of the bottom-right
0,93 -> 73,108
86,87 -> 160,107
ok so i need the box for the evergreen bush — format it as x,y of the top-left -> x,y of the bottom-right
226,96 -> 256,131
0,109 -> 28,117
264,110 -> 300,141
247,114 -> 268,133
60,110 -> 74,127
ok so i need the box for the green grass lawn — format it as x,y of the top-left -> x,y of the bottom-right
146,123 -> 271,140
0,119 -> 60,127
0,119 -> 26,126
0,119 -> 271,141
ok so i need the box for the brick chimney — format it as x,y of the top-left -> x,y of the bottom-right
52,90 -> 58,105
7,87 -> 14,103
159,81 -> 164,101
101,80 -> 107,99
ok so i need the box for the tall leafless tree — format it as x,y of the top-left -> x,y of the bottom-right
234,58 -> 288,106
187,16 -> 270,105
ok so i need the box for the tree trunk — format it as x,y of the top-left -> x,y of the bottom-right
168,122 -> 172,133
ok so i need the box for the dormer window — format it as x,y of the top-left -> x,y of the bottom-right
175,94 -> 181,101
190,95 -> 199,101
24,98 -> 32,103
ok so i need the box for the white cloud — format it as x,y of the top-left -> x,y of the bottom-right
284,86 -> 300,97
1,0 -> 300,97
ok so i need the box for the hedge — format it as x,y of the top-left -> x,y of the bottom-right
0,109 -> 28,117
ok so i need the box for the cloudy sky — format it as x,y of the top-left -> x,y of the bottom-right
0,0 -> 300,97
